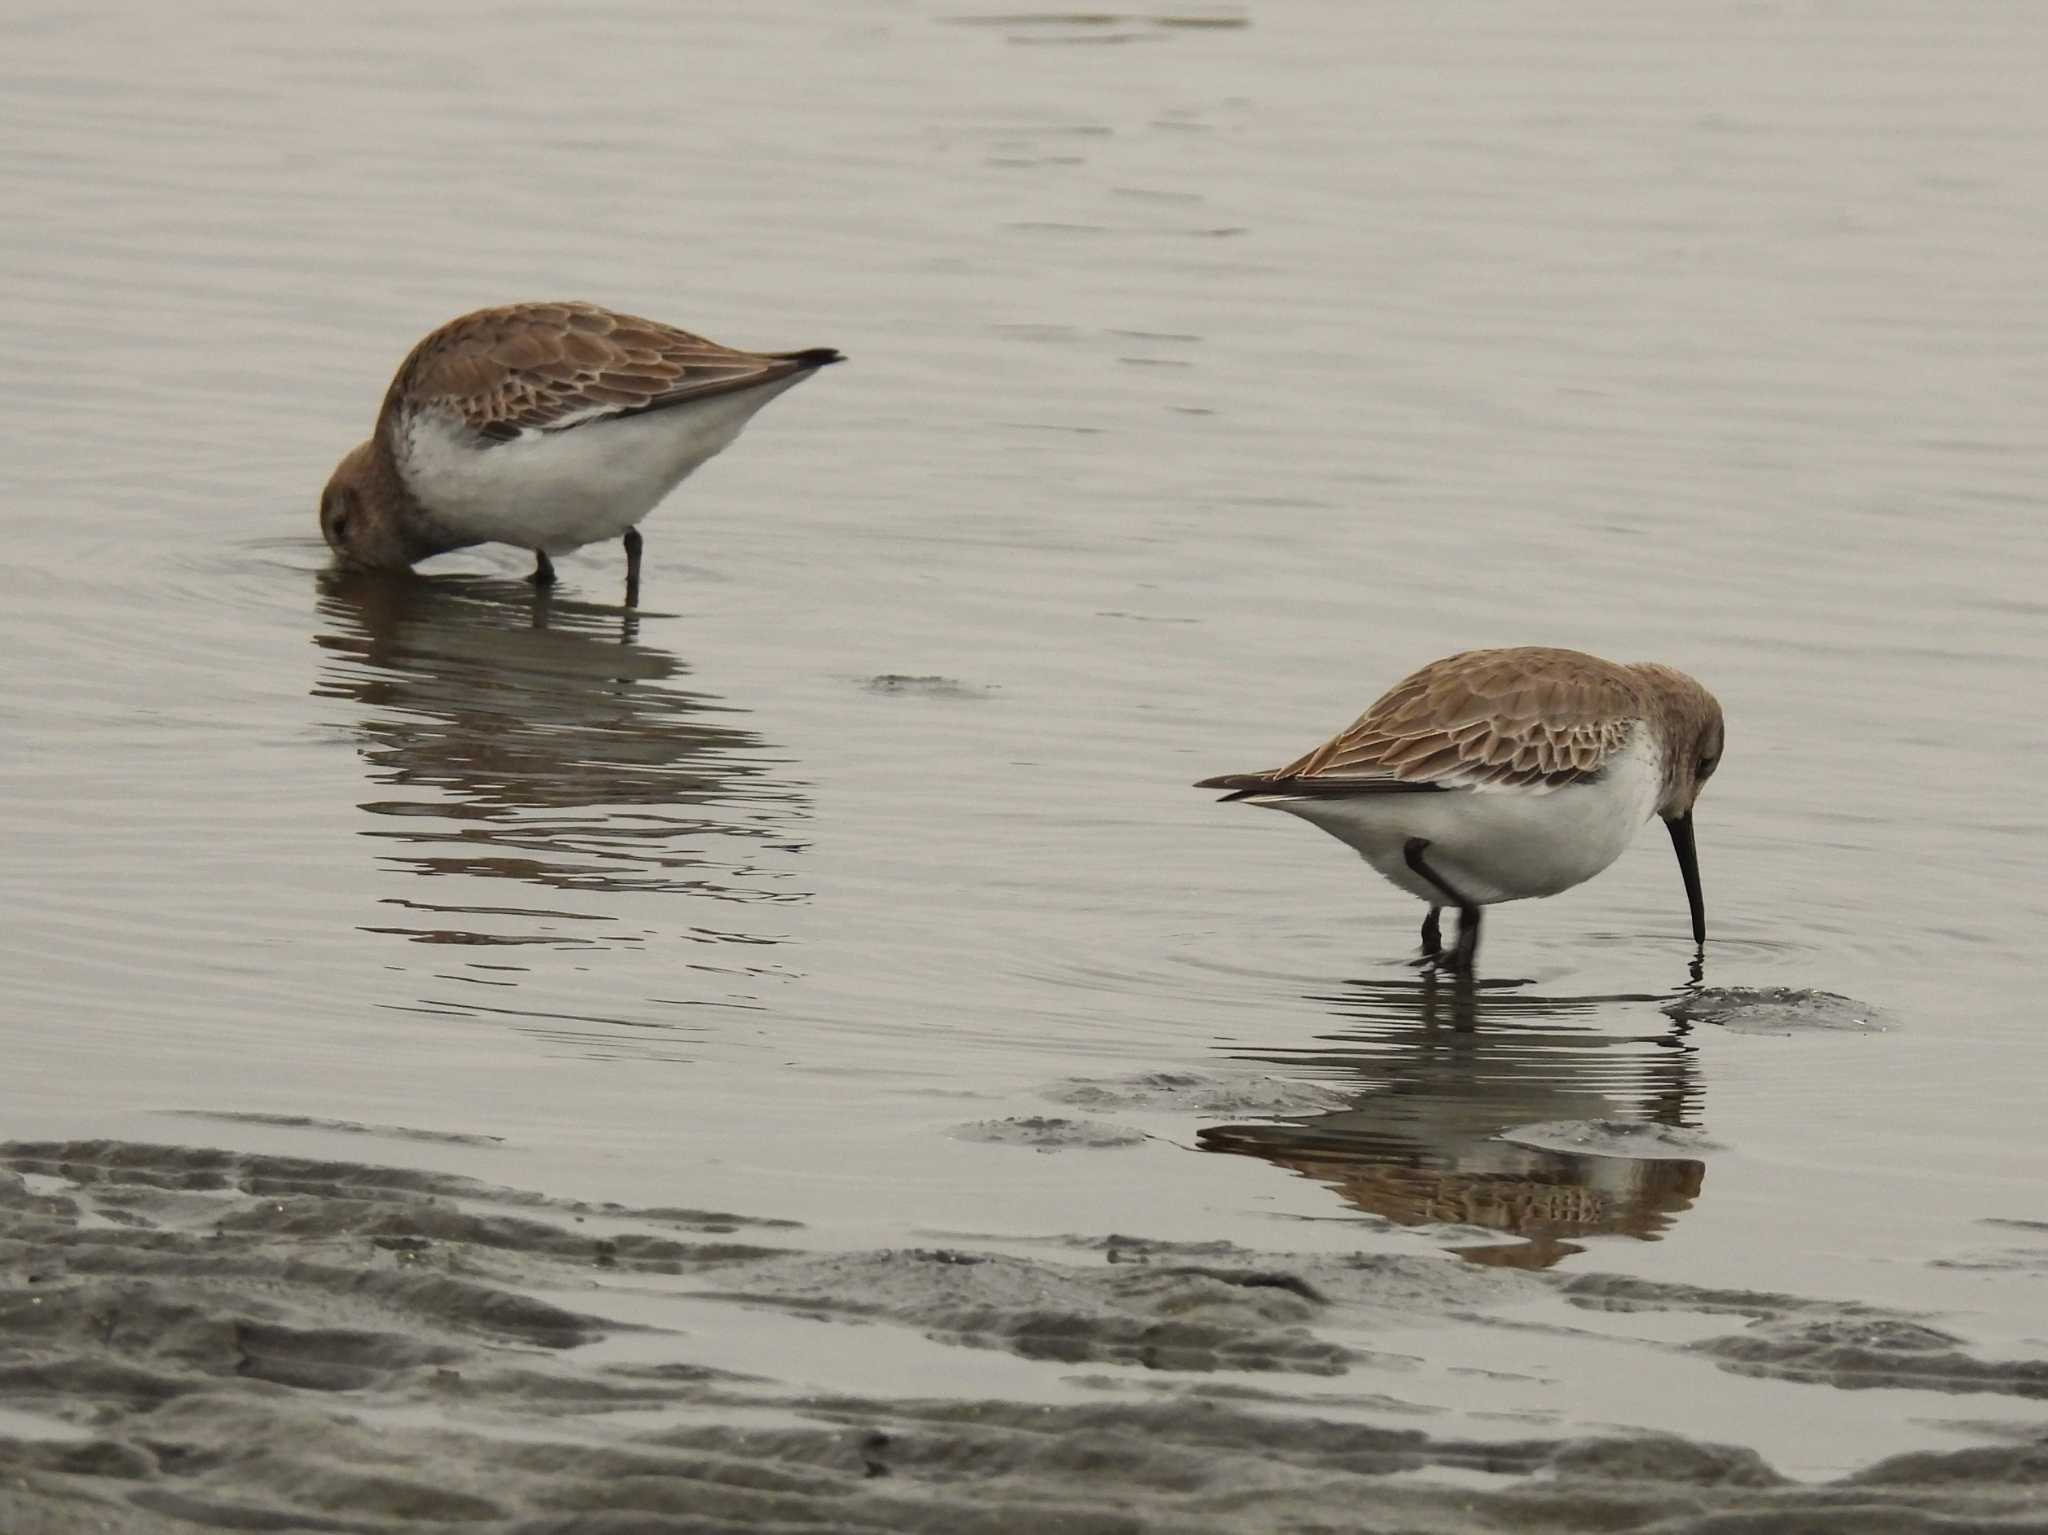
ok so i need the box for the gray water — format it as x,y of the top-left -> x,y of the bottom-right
4,0 -> 2047,1483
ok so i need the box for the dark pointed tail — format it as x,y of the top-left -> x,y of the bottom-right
1194,771 -> 1445,802
777,347 -> 846,369
1193,772 -> 1279,802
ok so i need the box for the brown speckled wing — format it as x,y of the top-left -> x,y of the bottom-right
1198,648 -> 1649,798
383,302 -> 841,440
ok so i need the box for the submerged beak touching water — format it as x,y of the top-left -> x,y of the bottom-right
1665,812 -> 1706,948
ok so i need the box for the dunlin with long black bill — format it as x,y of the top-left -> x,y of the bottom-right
319,302 -> 841,604
1196,646 -> 1723,976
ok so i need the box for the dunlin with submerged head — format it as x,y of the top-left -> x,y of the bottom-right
1196,647 -> 1723,975
319,302 -> 841,603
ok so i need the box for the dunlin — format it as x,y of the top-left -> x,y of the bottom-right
319,302 -> 841,601
1196,647 -> 1723,974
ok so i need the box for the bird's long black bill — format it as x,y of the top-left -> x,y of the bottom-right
1665,812 -> 1706,948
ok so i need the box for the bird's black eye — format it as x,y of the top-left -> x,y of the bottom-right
324,490 -> 354,545
1697,755 -> 1718,780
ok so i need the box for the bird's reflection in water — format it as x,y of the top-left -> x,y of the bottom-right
1203,976 -> 1704,1269
311,571 -> 808,960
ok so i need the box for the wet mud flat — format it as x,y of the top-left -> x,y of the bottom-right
5,1141 -> 2048,1533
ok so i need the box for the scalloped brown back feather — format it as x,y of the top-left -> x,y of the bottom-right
1200,647 -> 1671,797
379,301 -> 842,441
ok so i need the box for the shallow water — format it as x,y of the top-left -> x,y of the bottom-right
4,0 -> 2047,1500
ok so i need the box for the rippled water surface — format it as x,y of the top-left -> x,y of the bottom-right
5,0 -> 2047,1479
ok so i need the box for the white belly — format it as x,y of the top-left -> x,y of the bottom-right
394,375 -> 807,553
1260,729 -> 1665,907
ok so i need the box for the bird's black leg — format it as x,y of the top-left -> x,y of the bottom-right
622,528 -> 642,609
1403,838 -> 1481,977
531,550 -> 557,588
1419,906 -> 1443,964
1452,906 -> 1482,975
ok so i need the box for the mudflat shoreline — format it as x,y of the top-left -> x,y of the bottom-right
5,1138 -> 2044,1533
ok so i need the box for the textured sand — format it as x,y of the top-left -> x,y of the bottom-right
5,1139 -> 2047,1532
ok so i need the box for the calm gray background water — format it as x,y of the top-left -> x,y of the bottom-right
4,0 -> 2045,1477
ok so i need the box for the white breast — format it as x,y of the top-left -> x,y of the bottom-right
393,375 -> 809,553
1262,725 -> 1666,907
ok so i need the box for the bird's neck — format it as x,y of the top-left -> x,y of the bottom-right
367,418 -> 466,561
